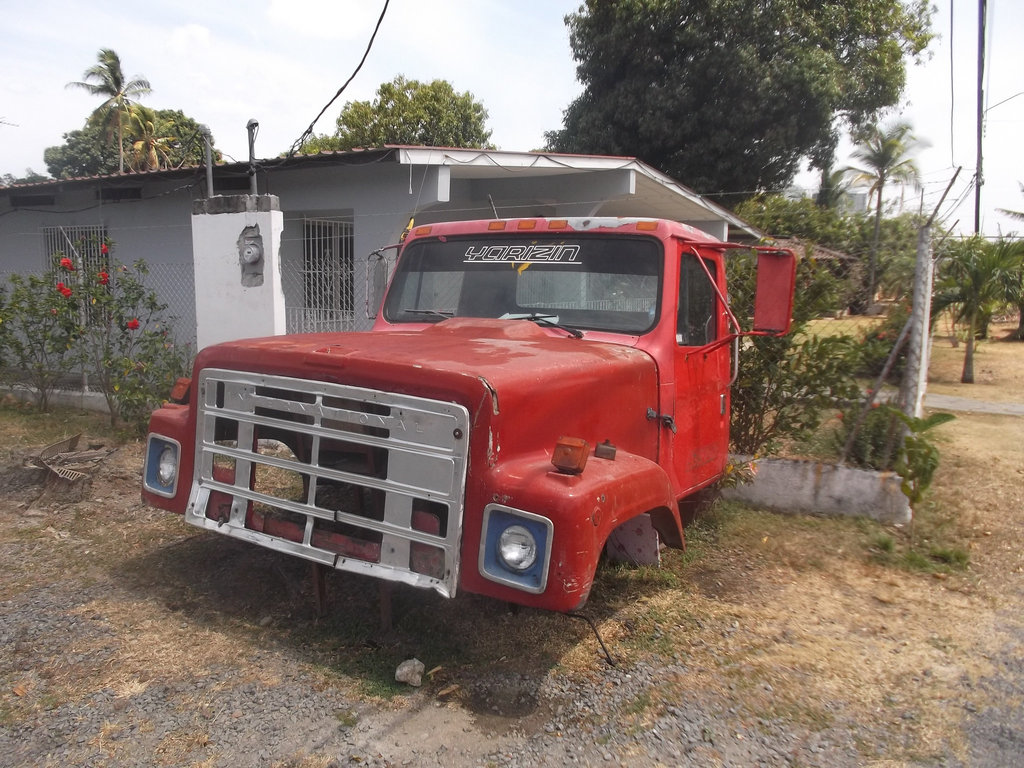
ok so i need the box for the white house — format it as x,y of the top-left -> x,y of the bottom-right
0,147 -> 761,349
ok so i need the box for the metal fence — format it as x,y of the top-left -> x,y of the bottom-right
145,262 -> 197,349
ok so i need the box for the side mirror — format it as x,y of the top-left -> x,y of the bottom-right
365,249 -> 393,320
752,248 -> 796,336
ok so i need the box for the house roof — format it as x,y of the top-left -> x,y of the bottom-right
1,146 -> 764,240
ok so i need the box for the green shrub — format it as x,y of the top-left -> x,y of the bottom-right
0,242 -> 191,433
834,403 -> 901,470
856,301 -> 910,380
0,266 -> 83,411
728,250 -> 862,456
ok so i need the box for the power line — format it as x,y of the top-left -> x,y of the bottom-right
286,0 -> 390,159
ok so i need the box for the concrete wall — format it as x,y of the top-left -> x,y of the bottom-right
722,458 -> 911,526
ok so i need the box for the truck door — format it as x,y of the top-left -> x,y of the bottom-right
671,249 -> 730,491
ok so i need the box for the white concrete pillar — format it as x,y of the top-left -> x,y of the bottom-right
191,195 -> 286,350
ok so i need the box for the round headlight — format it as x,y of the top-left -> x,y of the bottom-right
157,445 -> 177,487
498,525 -> 537,571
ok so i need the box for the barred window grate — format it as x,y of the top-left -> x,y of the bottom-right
42,225 -> 108,275
286,218 -> 354,334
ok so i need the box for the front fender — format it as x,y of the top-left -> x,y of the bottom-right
461,449 -> 679,612
141,403 -> 194,513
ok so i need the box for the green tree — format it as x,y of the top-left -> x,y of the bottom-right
845,121 -> 924,312
299,76 -> 493,153
545,0 -> 932,200
151,109 -> 214,168
44,109 -> 213,178
44,122 -> 120,178
736,194 -> 860,249
67,48 -> 152,174
934,235 -> 1020,383
816,163 -> 855,210
1,169 -> 49,186
736,195 -> 922,310
998,238 -> 1024,341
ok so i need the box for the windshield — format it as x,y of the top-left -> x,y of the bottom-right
383,234 -> 662,334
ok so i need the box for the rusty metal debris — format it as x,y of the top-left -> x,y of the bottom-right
26,433 -> 117,483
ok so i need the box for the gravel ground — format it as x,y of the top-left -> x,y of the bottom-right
0,575 -> 907,768
0,569 -> 998,768
1,409 -> 1022,767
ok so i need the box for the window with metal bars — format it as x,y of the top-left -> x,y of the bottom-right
42,225 -> 108,275
296,218 -> 354,333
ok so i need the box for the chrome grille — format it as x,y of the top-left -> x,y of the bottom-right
185,368 -> 470,597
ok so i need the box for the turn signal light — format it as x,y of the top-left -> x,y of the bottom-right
169,377 -> 191,404
551,436 -> 590,475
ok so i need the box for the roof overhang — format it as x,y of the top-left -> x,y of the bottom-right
391,147 -> 762,241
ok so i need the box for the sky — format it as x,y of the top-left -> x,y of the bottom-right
1,0 -> 1021,237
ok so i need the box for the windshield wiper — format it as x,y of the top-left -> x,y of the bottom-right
405,308 -> 455,320
507,312 -> 584,339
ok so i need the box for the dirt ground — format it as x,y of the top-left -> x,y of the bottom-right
0,322 -> 1022,767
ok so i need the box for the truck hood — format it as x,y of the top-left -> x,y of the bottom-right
195,318 -> 661,459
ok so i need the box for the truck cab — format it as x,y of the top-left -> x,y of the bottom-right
142,217 -> 794,612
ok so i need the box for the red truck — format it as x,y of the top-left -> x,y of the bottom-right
142,217 -> 794,612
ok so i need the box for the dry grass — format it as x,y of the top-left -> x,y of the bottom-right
0,323 -> 1021,766
928,319 -> 1024,402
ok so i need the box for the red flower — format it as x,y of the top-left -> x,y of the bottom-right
55,282 -> 72,298
60,257 -> 75,271
126,318 -> 140,330
101,242 -> 109,255
98,271 -> 110,285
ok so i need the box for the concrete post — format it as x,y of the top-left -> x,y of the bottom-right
899,224 -> 935,418
191,195 -> 286,350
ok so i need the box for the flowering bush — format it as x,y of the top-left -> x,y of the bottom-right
0,241 -> 191,432
69,247 -> 191,431
0,261 -> 83,411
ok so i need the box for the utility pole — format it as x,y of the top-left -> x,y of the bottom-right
974,0 -> 987,234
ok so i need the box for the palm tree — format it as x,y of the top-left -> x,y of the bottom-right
997,183 -> 1024,224
67,49 -> 151,174
991,235 -> 1024,341
935,236 -> 1020,382
815,163 -> 853,210
126,105 -> 173,172
845,121 -> 923,312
